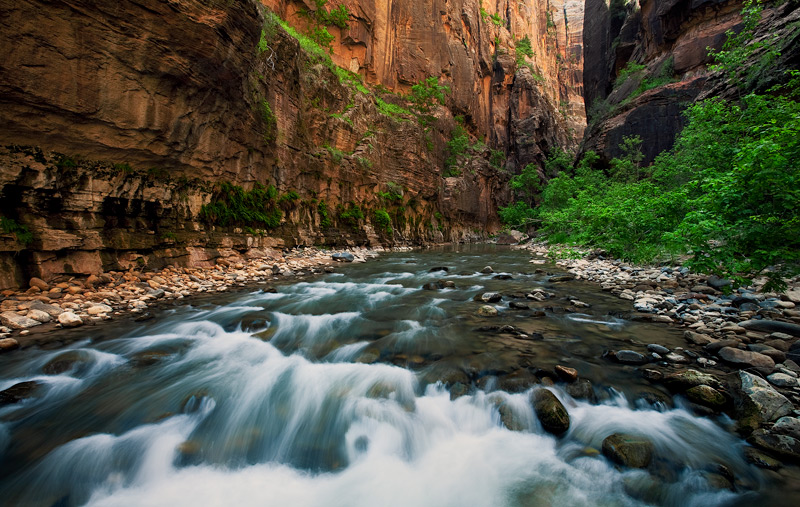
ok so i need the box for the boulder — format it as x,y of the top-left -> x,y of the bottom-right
27,309 -> 52,323
647,344 -> 670,355
744,447 -> 782,470
29,277 -> 49,291
747,430 -> 800,463
0,311 -> 42,330
773,417 -> 800,440
476,292 -> 502,303
685,385 -> 727,409
602,433 -> 654,468
554,365 -> 578,383
0,381 -> 43,406
532,389 -> 570,435
331,252 -> 354,262
508,301 -> 529,310
731,371 -> 793,428
566,379 -> 595,402
684,331 -> 716,346
612,350 -> 648,365
663,369 -> 723,391
496,230 -> 527,245
481,266 -> 494,274
767,372 -> 798,388
57,311 -> 83,328
717,347 -> 775,371
739,320 -> 800,337
0,338 -> 20,353
477,305 -> 498,317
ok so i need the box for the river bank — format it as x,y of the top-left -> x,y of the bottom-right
0,246 -> 399,352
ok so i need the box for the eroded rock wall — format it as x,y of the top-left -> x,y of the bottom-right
581,0 -> 800,164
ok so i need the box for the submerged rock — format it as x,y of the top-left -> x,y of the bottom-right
602,433 -> 654,468
0,380 -> 43,406
477,305 -> 498,317
532,389 -> 570,435
610,350 -> 648,365
476,292 -> 502,303
566,379 -> 595,402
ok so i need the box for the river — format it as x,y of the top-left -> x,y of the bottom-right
0,245 -> 790,505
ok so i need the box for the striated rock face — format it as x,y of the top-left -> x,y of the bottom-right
262,0 -> 586,169
0,0 -> 587,289
581,0 -> 800,164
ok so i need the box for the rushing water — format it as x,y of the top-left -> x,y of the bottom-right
0,245 -> 791,506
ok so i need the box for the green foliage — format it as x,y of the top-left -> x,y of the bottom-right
490,149 -> 505,168
277,190 -> 300,204
707,0 -> 776,88
446,122 -> 469,169
410,77 -> 450,115
318,200 -> 331,228
113,163 -> 134,175
200,182 -> 283,229
377,182 -> 403,201
324,144 -> 345,163
373,209 -> 392,234
376,98 -> 412,119
534,85 -> 800,290
258,29 -> 270,54
260,99 -> 277,141
161,231 -> 177,241
322,4 -> 350,29
515,36 -> 534,66
498,201 -> 537,229
338,203 -> 364,228
489,12 -> 503,27
335,67 -> 369,94
0,216 -> 33,246
615,61 -> 646,88
310,26 -> 335,53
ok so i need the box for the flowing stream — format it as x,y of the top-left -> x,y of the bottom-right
0,245 -> 788,506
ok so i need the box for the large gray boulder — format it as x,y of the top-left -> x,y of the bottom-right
730,371 -> 793,431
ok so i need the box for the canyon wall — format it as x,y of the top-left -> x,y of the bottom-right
581,0 -> 800,164
0,0 -> 586,289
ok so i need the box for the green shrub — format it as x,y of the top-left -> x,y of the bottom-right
373,209 -> 392,234
410,77 -> 450,115
0,216 -> 33,246
200,182 -> 283,229
338,204 -> 364,228
614,61 -> 646,88
376,98 -> 412,119
515,36 -> 534,66
490,149 -> 505,168
318,200 -> 331,228
446,123 -> 469,168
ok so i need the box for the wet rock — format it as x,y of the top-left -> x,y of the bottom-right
739,320 -> 800,337
747,430 -> 800,463
684,331 -> 716,346
732,371 -> 793,429
440,280 -> 456,289
748,344 -> 786,364
554,365 -> 578,383
744,447 -> 782,470
717,347 -> 775,371
58,311 -> 83,328
767,372 -> 798,388
685,385 -> 727,409
602,433 -> 654,468
705,339 -> 740,354
481,266 -> 494,274
0,311 -> 42,329
498,402 -> 524,431
0,381 -> 43,406
532,389 -> 570,435
647,344 -> 670,355
548,275 -> 575,282
665,353 -> 688,363
332,252 -> 354,262
477,305 -> 498,317
498,369 -> 538,393
0,337 -> 20,353
428,266 -> 449,272
475,292 -> 502,303
43,351 -> 86,374
493,274 -> 514,280
28,300 -> 63,317
702,472 -> 734,491
508,301 -> 529,310
422,282 -> 443,290
663,369 -> 723,391
773,417 -> 800,440
566,379 -> 595,401
610,350 -> 648,365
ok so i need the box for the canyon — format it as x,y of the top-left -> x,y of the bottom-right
0,0 -> 584,289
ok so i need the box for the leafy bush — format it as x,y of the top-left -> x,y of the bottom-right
200,182 -> 283,229
338,204 -> 364,228
614,61 -> 646,88
373,209 -> 392,234
410,77 -> 450,115
376,98 -> 412,119
490,149 -> 505,168
515,36 -> 534,66
0,216 -> 33,246
318,200 -> 331,228
446,123 -> 469,169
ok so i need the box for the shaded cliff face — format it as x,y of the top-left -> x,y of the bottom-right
0,0 -> 586,288
581,0 -> 800,164
262,0 -> 586,169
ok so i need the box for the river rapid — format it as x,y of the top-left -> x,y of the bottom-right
0,245 -> 791,506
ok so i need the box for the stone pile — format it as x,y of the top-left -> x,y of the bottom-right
0,246 -> 388,347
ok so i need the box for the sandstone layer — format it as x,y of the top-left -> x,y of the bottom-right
0,0 -> 587,289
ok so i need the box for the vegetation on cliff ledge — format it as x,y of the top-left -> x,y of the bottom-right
502,2 -> 800,290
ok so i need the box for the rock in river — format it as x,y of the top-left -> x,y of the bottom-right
739,320 -> 800,337
532,389 -> 570,435
610,350 -> 648,365
717,347 -> 775,371
686,385 -> 727,409
477,305 -> 498,317
58,311 -> 83,328
331,252 -> 354,262
602,433 -> 654,468
732,371 -> 793,426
